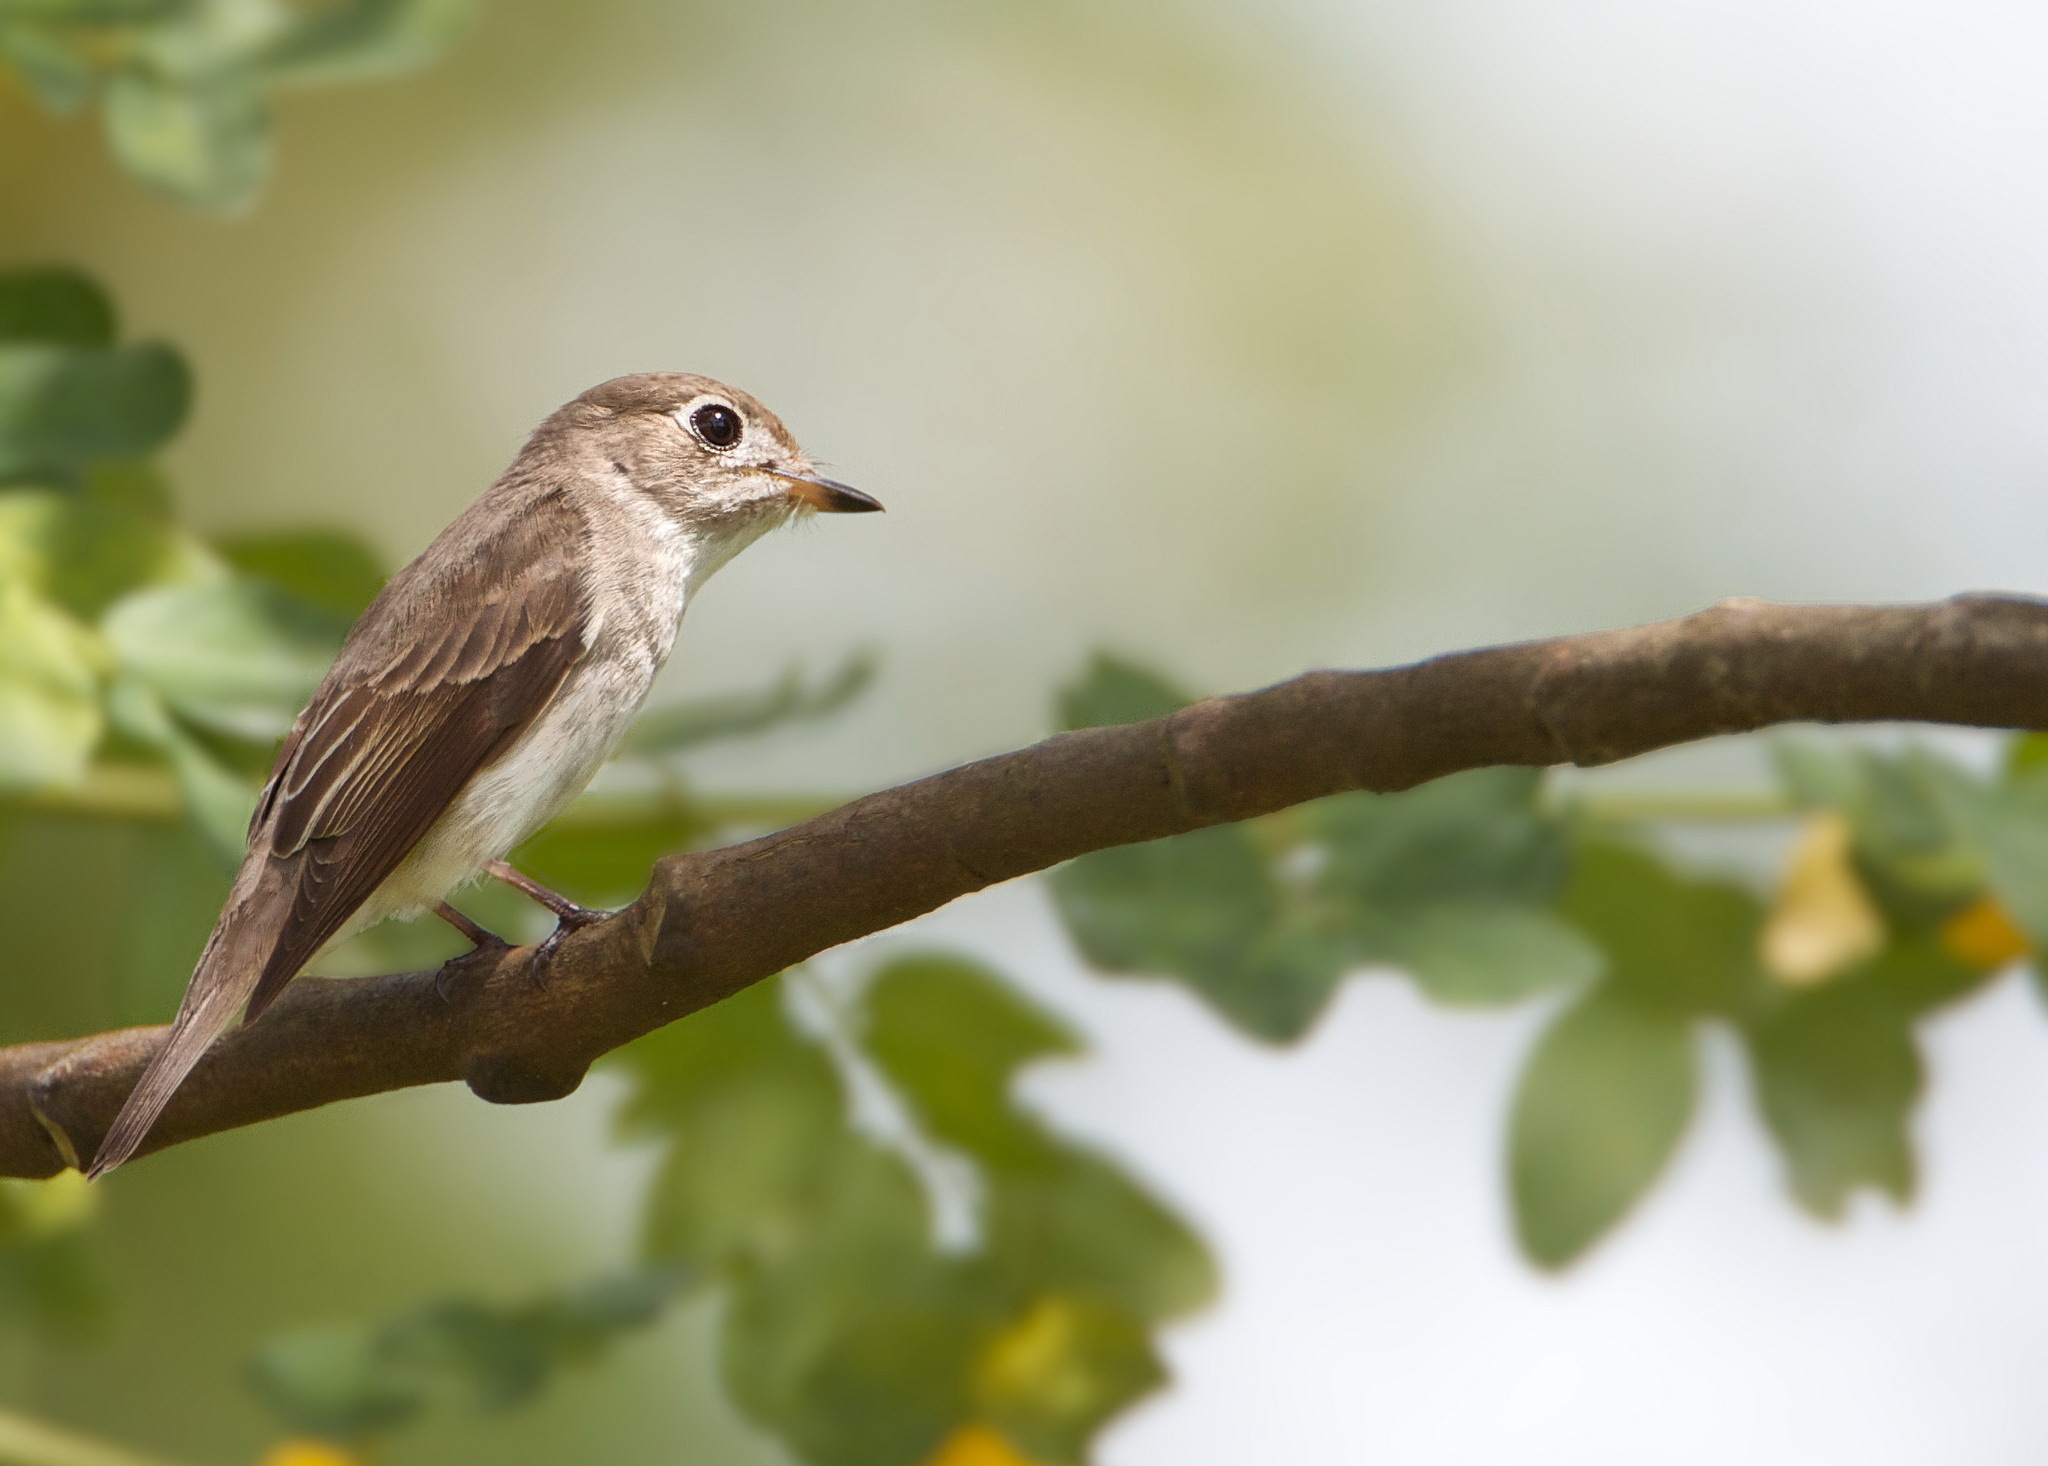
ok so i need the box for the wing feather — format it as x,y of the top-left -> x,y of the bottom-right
239,487 -> 592,1019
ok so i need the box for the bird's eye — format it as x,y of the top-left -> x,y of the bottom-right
689,402 -> 743,450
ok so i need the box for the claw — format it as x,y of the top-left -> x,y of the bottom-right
433,934 -> 514,1002
432,902 -> 514,1002
526,904 -> 607,990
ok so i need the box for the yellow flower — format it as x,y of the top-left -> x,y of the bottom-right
1759,812 -> 1885,986
924,1424 -> 1041,1466
257,1442 -> 362,1466
1940,894 -> 2032,969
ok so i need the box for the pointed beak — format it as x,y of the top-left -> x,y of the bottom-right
770,470 -> 884,514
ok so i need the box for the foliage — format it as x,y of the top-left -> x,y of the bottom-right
607,957 -> 1214,1466
1047,653 -> 2034,1268
0,0 -> 473,211
249,1269 -> 689,1443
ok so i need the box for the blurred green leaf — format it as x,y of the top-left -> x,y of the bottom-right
1314,770 -> 1591,1005
1052,673 -> 1590,1037
260,0 -> 474,87
613,963 -> 1211,1466
2008,730 -> 2048,779
1315,769 -> 1569,908
0,474 -> 216,621
250,1269 -> 687,1443
0,811 -> 228,1037
1370,902 -> 1601,1005
103,66 -> 272,212
1933,760 -> 2048,951
619,651 -> 876,758
1776,740 -> 1984,928
103,578 -> 341,742
0,268 -> 114,348
218,529 -> 386,619
104,676 -> 253,865
1558,840 -> 1762,1017
0,340 -> 190,483
1509,990 -> 1697,1269
0,580 -> 103,790
1742,982 -> 1919,1217
866,955 -> 1216,1324
1050,824 -> 1347,1041
0,23 -> 97,112
972,1295 -> 1164,1466
0,1174 -> 108,1342
1056,651 -> 1190,731
864,953 -> 1080,1166
249,1323 -> 424,1441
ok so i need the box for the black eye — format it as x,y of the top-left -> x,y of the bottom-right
690,402 -> 743,449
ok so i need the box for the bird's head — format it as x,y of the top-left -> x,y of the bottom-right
546,372 -> 882,539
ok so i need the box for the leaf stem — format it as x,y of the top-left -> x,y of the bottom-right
0,1408 -> 190,1466
1562,790 -> 1794,822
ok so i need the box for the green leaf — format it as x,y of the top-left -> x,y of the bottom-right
1314,769 -> 1569,907
0,1175 -> 108,1342
863,953 -> 1080,1165
251,1270 -> 687,1442
1370,902 -> 1601,1005
614,964 -> 1213,1466
2008,731 -> 2048,779
218,529 -> 386,618
864,956 -> 1217,1323
1509,991 -> 1697,1269
103,579 -> 341,742
1055,650 -> 1190,731
973,1295 -> 1166,1466
0,340 -> 191,482
1776,741 -> 1984,926
103,66 -> 271,212
1936,762 -> 2048,949
260,0 -> 475,87
616,980 -> 853,1273
0,475 -> 215,621
1050,824 -> 1346,1041
0,580 -> 102,790
1558,839 -> 1763,1016
1742,983 -> 1919,1217
0,812 -> 229,1037
619,651 -> 876,757
1311,770 -> 1587,1006
248,1322 -> 423,1441
0,268 -> 114,348
104,676 -> 253,866
0,23 -> 97,113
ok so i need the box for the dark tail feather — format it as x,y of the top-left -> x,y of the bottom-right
87,976 -> 247,1180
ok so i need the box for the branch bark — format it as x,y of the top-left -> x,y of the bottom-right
8,594 -> 2048,1179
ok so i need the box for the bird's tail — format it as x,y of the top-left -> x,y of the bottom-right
87,922 -> 261,1179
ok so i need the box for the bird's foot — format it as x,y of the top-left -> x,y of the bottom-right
432,903 -> 515,1003
526,903 -> 609,991
482,861 -> 611,990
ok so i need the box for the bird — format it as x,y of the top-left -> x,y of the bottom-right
87,372 -> 881,1178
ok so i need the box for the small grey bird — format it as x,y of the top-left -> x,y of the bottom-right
88,373 -> 880,1178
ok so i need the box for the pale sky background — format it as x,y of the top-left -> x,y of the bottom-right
10,0 -> 2048,1461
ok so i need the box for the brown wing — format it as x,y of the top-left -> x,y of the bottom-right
239,485 -> 591,1020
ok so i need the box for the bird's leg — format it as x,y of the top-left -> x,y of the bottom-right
483,860 -> 610,985
431,902 -> 514,1002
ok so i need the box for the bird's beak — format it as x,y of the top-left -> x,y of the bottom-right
769,470 -> 884,514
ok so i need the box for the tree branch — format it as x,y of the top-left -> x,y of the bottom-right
8,594 -> 2048,1179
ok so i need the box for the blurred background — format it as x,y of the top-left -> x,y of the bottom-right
6,0 -> 2048,1461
